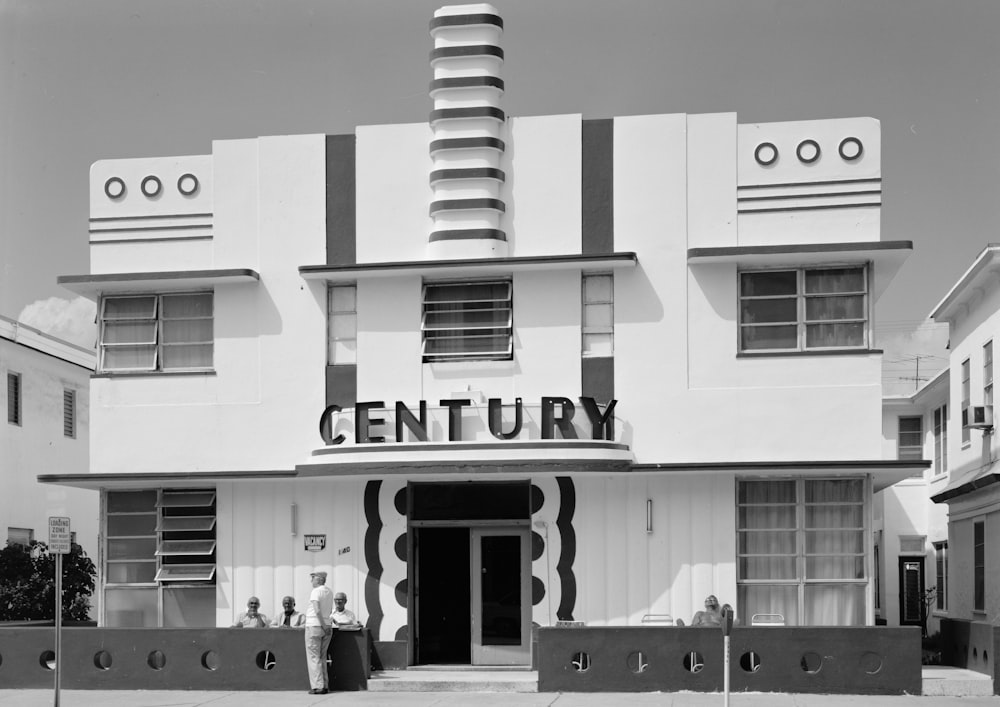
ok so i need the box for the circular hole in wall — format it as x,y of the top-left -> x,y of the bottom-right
796,139 -> 821,164
256,650 -> 276,671
839,136 -> 863,161
104,177 -> 126,200
684,651 -> 704,673
177,173 -> 199,196
626,650 -> 648,674
754,142 -> 778,166
740,651 -> 761,672
93,650 -> 112,670
147,650 -> 166,670
40,650 -> 56,670
141,175 -> 162,197
860,651 -> 883,674
201,650 -> 219,671
801,652 -> 823,673
571,651 -> 590,672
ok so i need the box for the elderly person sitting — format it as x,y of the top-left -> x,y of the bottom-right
272,595 -> 306,627
233,596 -> 268,628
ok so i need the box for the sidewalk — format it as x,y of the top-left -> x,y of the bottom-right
0,690 -> 997,706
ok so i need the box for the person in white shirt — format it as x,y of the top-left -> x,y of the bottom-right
304,571 -> 334,695
330,592 -> 360,628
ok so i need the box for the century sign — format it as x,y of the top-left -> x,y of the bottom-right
319,396 -> 618,446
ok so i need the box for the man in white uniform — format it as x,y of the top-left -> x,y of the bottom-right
304,570 -> 334,694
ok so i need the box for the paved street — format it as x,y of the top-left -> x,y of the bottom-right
0,691 -> 997,706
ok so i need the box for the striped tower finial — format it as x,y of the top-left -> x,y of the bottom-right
428,4 -> 507,259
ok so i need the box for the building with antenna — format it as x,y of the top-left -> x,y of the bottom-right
44,3 -> 924,668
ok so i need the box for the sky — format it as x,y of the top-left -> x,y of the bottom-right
2,0 -> 995,391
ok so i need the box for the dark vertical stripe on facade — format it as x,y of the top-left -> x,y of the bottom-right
582,119 -> 613,254
555,476 -> 577,621
364,480 -> 384,638
581,357 -> 614,405
326,364 -> 357,410
326,134 -> 356,266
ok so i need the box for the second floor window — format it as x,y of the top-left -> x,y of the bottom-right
739,266 -> 868,353
7,372 -> 21,425
99,293 -> 213,373
897,416 -> 923,461
961,359 -> 971,444
421,281 -> 512,362
933,405 -> 948,475
63,389 -> 76,438
328,285 -> 357,365
582,273 -> 614,357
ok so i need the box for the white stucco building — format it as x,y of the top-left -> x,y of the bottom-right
46,4 -> 925,666
1,316 -> 97,560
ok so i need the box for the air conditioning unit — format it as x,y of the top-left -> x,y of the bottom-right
967,405 -> 994,429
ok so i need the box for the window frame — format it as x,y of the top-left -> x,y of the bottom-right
933,404 -> 948,476
327,284 -> 358,365
63,388 -> 76,438
961,358 -> 971,444
98,292 -> 214,374
7,527 -> 33,546
974,519 -> 985,612
7,371 -> 21,426
582,272 -> 614,358
738,264 -> 870,353
897,416 -> 924,462
984,340 -> 993,408
421,279 -> 513,363
934,540 -> 948,612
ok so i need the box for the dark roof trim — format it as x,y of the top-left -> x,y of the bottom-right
430,107 -> 505,123
430,168 -> 506,184
38,469 -> 296,489
688,240 -> 913,261
931,473 -> 1000,503
430,13 -> 503,31
429,198 -> 506,215
309,440 -> 629,458
429,228 -> 508,243
631,459 -> 931,472
430,137 -> 505,154
58,268 -> 260,287
430,76 -> 505,93
430,45 -> 504,62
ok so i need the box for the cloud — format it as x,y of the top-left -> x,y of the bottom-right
18,296 -> 97,350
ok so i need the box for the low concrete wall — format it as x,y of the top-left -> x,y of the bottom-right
940,619 -> 1000,694
0,627 -> 369,691
538,626 -> 921,695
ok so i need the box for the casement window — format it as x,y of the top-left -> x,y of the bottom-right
104,489 -> 216,627
328,285 -> 357,365
961,359 -> 971,444
7,527 -> 33,546
63,389 -> 75,438
737,478 -> 867,626
934,541 -> 948,612
739,266 -> 868,352
974,520 -> 985,612
897,416 -> 923,461
7,372 -> 21,426
99,292 -> 213,373
582,274 -> 614,357
985,341 -> 993,408
421,281 -> 512,362
933,405 -> 948,475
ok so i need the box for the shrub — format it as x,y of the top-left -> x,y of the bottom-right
0,540 -> 95,621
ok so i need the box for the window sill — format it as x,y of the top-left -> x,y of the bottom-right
93,369 -> 216,379
737,348 -> 883,359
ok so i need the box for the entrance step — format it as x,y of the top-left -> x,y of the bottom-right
369,669 -> 538,692
922,666 -> 994,697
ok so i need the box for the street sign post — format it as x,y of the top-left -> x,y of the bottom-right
721,606 -> 734,707
48,516 -> 70,707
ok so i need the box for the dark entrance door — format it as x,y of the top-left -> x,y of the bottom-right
898,556 -> 925,627
414,527 -> 471,664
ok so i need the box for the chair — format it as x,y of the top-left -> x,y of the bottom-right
751,613 -> 785,626
641,614 -> 674,626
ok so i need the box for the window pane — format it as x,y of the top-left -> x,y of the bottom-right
806,556 -> 865,579
163,586 -> 216,627
103,346 -> 156,370
805,479 -> 863,502
155,564 -> 217,582
740,480 -> 797,503
738,585 -> 799,627
106,561 -> 157,584
805,322 -> 865,348
739,530 -> 796,554
805,505 -> 863,528
805,268 -> 865,294
162,293 -> 212,318
161,343 -> 213,369
105,588 -> 158,627
107,491 -> 157,513
103,321 -> 156,344
741,298 -> 797,324
329,286 -> 357,312
103,296 -> 156,319
739,506 -> 796,529
806,530 -> 863,554
742,325 -> 798,350
108,514 -> 157,536
804,584 -> 866,625
157,516 -> 216,532
583,275 -> 613,302
331,339 -> 357,362
805,295 -> 865,320
741,271 -> 796,297
583,333 -> 613,357
157,540 -> 216,556
330,312 -> 357,339
108,537 -> 157,560
584,303 -> 613,329
162,319 -> 213,343
161,491 -> 216,507
739,557 -> 797,580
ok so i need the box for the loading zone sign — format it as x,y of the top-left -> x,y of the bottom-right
48,516 -> 71,554
304,535 -> 326,552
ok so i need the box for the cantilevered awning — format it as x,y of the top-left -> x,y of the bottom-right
931,464 -> 1000,504
687,240 -> 912,303
37,469 -> 295,491
57,268 -> 260,299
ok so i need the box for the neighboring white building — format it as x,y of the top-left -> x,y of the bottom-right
45,3 -> 925,666
926,244 -> 1000,625
1,316 -> 97,560
878,368 -> 950,634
